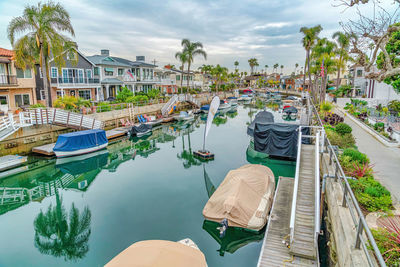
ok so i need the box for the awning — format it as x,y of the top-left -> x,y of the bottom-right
0,58 -> 10,63
104,67 -> 114,72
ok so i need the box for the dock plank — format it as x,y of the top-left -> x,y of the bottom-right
257,177 -> 317,267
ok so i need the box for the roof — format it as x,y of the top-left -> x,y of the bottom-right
0,48 -> 14,58
112,56 -> 156,68
86,55 -> 131,67
101,78 -> 123,84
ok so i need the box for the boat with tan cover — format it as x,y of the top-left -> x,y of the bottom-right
105,239 -> 207,267
202,164 -> 275,231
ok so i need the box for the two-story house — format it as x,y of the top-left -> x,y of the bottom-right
155,67 -> 178,94
0,47 -> 36,113
35,48 -> 100,104
87,50 -> 159,99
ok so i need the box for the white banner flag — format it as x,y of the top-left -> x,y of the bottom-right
203,96 -> 220,150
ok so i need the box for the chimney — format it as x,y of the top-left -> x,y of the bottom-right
101,49 -> 110,57
136,56 -> 145,62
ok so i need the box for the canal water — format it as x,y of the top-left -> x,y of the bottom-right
0,105 -> 295,267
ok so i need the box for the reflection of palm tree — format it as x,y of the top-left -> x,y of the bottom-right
34,189 -> 91,261
213,115 -> 228,126
177,132 -> 201,168
203,164 -> 216,198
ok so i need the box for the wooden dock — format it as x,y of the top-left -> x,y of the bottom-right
290,144 -> 317,259
257,176 -> 317,267
32,127 -> 129,156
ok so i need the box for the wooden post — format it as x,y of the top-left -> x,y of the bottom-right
40,109 -> 44,125
79,114 -> 83,130
35,109 -> 38,125
92,118 -> 95,129
66,111 -> 70,127
53,109 -> 56,124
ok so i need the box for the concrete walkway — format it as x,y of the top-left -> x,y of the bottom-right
340,112 -> 400,202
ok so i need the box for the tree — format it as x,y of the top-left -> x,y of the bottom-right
248,58 -> 258,74
175,51 -> 187,93
234,61 -> 239,70
211,65 -> 228,92
295,63 -> 299,74
8,2 -> 76,107
280,65 -> 284,74
300,25 -> 323,100
34,189 -> 91,261
265,65 -> 269,74
181,39 -> 207,90
273,63 -> 279,73
332,31 -> 353,91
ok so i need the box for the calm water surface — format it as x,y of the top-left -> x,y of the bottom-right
0,105 -> 295,267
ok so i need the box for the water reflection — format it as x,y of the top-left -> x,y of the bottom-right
34,188 -> 91,262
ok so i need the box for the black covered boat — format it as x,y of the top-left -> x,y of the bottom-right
130,124 -> 152,137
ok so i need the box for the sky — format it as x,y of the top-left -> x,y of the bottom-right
0,0 -> 397,74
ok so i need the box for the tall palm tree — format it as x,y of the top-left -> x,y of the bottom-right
265,65 -> 269,74
273,63 -> 279,73
295,63 -> 299,74
248,58 -> 258,74
280,65 -> 284,74
332,31 -> 353,91
181,39 -> 207,90
211,65 -> 228,93
300,25 -> 323,99
175,51 -> 187,94
34,189 -> 91,261
234,61 -> 239,70
8,2 -> 76,107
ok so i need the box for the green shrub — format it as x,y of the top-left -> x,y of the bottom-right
126,95 -> 149,105
335,123 -> 352,136
320,101 -> 333,115
116,86 -> 133,102
342,148 -> 369,164
348,177 -> 392,212
374,122 -> 385,132
30,103 -> 46,108
97,102 -> 111,112
326,129 -> 355,148
339,155 -> 354,172
371,228 -> 400,267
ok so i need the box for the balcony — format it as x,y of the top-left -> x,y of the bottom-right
51,77 -> 100,87
0,75 -> 18,86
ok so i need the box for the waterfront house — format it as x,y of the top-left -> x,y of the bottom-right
87,50 -> 159,99
155,67 -> 178,94
0,47 -> 37,113
280,75 -> 295,90
35,48 -> 100,104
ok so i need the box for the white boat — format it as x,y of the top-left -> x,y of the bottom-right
144,115 -> 163,127
218,100 -> 231,110
238,95 -> 252,102
175,111 -> 195,121
0,155 -> 28,172
53,129 -> 108,158
130,124 -> 152,137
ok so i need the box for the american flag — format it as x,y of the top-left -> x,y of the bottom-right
320,59 -> 325,77
127,69 -> 134,79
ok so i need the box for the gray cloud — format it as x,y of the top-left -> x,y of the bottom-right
0,0 -> 393,73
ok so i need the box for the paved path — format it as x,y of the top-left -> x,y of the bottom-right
340,112 -> 400,202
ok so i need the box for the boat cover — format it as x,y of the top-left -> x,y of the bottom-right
286,96 -> 298,100
53,129 -> 107,152
130,124 -> 152,135
247,111 -> 275,136
105,240 -> 207,267
252,123 -> 309,159
283,106 -> 298,114
202,164 -> 275,231
200,105 -> 210,111
227,96 -> 237,99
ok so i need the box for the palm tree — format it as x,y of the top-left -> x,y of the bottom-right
332,31 -> 353,91
299,25 -> 323,99
273,63 -> 279,73
34,189 -> 91,261
280,65 -> 284,74
265,65 -> 269,74
8,2 -> 76,107
248,58 -> 258,74
295,63 -> 299,74
211,65 -> 228,93
175,51 -> 188,94
181,39 -> 207,90
234,61 -> 239,70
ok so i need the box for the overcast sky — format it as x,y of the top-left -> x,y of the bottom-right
0,0 -> 396,73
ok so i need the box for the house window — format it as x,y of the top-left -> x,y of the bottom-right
86,69 -> 92,79
16,68 -> 32,78
79,90 -> 91,100
56,90 -> 64,98
51,67 -> 58,78
14,94 -> 30,107
94,67 -> 99,75
105,68 -> 114,76
118,68 -> 124,76
66,53 -> 77,61
357,70 -> 363,77
40,90 -> 46,100
176,75 -> 180,81
0,95 -> 8,105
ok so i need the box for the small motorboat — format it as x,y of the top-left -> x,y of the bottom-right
203,164 -> 275,231
138,115 -> 163,127
282,106 -> 298,121
175,111 -> 195,121
238,94 -> 252,103
105,239 -> 207,267
218,100 -> 231,110
53,129 -> 108,158
227,97 -> 238,106
130,124 -> 152,137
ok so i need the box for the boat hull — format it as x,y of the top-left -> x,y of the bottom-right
54,143 -> 108,158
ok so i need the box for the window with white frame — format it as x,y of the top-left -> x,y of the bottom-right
78,90 -> 91,100
51,67 -> 58,78
16,68 -> 32,78
0,95 -> 8,105
118,68 -> 123,76
14,94 -> 30,107
86,69 -> 92,79
56,90 -> 64,98
40,90 -> 46,100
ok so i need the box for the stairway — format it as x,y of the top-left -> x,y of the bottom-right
290,144 -> 317,260
161,95 -> 179,116
0,115 -> 22,141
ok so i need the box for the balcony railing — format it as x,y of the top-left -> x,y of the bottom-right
51,77 -> 100,85
0,75 -> 17,86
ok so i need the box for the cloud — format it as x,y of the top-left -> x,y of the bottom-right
253,22 -> 292,30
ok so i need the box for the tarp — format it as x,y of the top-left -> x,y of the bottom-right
200,105 -> 210,111
283,106 -> 298,114
286,96 -> 298,100
202,164 -> 275,231
252,123 -> 310,159
105,240 -> 207,267
53,129 -> 107,152
247,111 -> 275,137
130,124 -> 152,135
56,150 -> 109,175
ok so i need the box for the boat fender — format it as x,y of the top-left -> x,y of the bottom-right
217,218 -> 228,238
